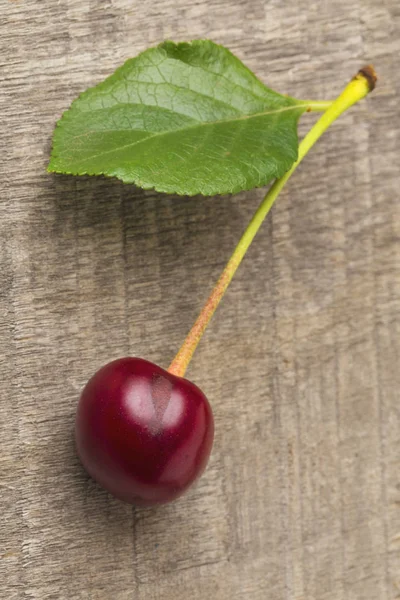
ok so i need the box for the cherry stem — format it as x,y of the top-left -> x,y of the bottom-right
302,99 -> 334,112
168,66 -> 377,378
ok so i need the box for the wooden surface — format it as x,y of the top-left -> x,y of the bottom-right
1,1 -> 399,599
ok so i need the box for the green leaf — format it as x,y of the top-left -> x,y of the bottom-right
48,40 -> 308,196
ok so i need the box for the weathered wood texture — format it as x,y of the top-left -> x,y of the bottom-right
1,1 -> 399,599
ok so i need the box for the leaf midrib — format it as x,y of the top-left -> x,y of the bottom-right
55,102 -> 308,165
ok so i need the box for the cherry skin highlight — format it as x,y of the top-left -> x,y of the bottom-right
75,358 -> 214,507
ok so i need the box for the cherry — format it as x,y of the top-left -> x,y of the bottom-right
75,357 -> 214,506
72,67 -> 375,509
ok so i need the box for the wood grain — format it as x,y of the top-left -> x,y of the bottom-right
1,1 -> 399,599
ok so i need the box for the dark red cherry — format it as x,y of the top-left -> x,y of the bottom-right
75,358 -> 214,506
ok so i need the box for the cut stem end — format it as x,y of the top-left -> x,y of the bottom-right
355,65 -> 377,92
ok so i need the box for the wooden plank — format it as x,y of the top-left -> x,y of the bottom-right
1,1 -> 399,598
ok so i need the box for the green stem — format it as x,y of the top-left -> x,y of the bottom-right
302,99 -> 334,112
168,66 -> 376,378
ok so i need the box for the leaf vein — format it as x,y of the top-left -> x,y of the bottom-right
59,103 -> 307,163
